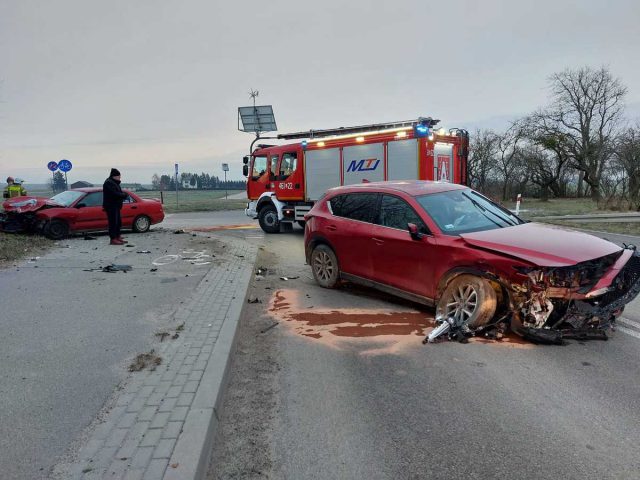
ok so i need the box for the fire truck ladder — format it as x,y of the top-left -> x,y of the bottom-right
276,117 -> 440,140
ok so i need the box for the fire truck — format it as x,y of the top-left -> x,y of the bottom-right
243,117 -> 469,233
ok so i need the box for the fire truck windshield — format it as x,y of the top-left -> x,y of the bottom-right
252,155 -> 267,180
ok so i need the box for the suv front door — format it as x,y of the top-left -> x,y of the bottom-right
369,194 -> 437,299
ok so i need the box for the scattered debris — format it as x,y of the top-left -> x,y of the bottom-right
260,322 -> 279,334
280,276 -> 299,281
176,323 -> 185,331
128,350 -> 162,372
83,235 -> 97,240
102,264 -> 132,273
256,267 -> 269,276
170,463 -> 179,469
247,296 -> 261,304
155,332 -> 170,342
171,333 -> 179,340
137,250 -> 151,254
174,229 -> 186,234
150,268 -> 158,272
125,244 -> 134,248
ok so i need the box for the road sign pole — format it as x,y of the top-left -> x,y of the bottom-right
225,171 -> 227,200
175,163 -> 179,208
64,172 -> 68,190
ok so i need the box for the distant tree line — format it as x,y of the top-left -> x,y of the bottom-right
151,172 -> 245,191
468,66 -> 640,209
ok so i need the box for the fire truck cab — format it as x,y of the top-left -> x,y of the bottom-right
243,117 -> 468,233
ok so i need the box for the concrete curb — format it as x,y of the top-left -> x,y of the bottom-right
164,252 -> 254,480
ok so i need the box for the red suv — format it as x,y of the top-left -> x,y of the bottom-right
304,181 -> 640,343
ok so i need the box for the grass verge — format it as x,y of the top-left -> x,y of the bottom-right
0,233 -> 53,265
544,221 -> 640,237
136,190 -> 246,214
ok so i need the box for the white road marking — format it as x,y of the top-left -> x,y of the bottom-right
618,317 -> 640,331
617,326 -> 640,340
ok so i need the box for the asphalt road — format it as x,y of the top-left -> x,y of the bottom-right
0,228 -> 223,479
209,224 -> 640,480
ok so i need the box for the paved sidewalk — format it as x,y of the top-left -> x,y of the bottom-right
52,238 -> 257,480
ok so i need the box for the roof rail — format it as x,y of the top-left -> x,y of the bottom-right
277,117 -> 440,140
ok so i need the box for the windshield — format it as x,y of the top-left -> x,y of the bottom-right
50,191 -> 84,207
416,189 -> 524,235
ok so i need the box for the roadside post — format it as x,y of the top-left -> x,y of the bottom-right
58,159 -> 73,189
515,193 -> 522,216
222,163 -> 229,199
175,163 -> 179,208
47,161 -> 58,191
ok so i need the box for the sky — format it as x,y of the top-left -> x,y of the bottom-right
1,0 -> 639,185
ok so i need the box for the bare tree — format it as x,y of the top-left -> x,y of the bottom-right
542,66 -> 627,200
522,114 -> 572,199
615,125 -> 640,209
467,129 -> 497,192
494,123 -> 524,200
151,173 -> 160,190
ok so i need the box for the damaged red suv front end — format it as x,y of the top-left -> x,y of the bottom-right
304,181 -> 640,344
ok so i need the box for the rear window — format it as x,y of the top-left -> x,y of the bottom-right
329,193 -> 378,223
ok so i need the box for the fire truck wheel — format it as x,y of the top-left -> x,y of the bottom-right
311,244 -> 340,288
258,204 -> 280,233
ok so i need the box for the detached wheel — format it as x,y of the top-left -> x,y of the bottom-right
132,215 -> 151,233
436,274 -> 497,328
44,219 -> 69,240
258,204 -> 280,234
311,244 -> 339,288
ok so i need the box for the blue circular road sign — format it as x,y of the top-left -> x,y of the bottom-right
58,159 -> 73,172
47,161 -> 58,172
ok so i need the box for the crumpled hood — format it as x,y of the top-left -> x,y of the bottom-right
460,222 -> 622,267
2,196 -> 62,213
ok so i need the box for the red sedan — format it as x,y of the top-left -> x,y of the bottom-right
304,181 -> 640,344
1,188 -> 164,239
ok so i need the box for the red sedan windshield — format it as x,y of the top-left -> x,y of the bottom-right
50,191 -> 84,207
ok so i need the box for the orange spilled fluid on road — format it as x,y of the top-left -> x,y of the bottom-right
270,289 -> 532,351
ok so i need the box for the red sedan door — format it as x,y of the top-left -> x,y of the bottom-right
323,192 -> 378,280
368,194 -> 439,299
73,191 -> 107,231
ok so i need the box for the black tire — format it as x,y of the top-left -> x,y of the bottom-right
297,220 -> 306,228
132,215 -> 151,233
311,244 -> 340,288
436,274 -> 497,328
258,204 -> 280,234
44,219 -> 69,240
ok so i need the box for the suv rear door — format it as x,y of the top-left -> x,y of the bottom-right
325,192 -> 378,279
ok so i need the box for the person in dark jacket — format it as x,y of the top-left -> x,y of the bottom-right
103,168 -> 128,245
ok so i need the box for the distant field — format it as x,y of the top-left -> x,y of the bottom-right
137,190 -> 246,213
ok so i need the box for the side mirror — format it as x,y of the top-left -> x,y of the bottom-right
242,165 -> 249,177
76,203 -> 86,208
243,156 -> 249,165
407,223 -> 423,240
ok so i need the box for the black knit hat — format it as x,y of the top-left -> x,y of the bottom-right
110,168 -> 121,177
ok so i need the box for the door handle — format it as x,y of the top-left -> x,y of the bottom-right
372,237 -> 384,245
326,225 -> 337,231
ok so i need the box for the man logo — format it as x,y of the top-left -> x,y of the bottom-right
347,158 -> 380,173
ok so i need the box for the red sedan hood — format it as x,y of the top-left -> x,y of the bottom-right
460,222 -> 622,267
2,196 -> 61,213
